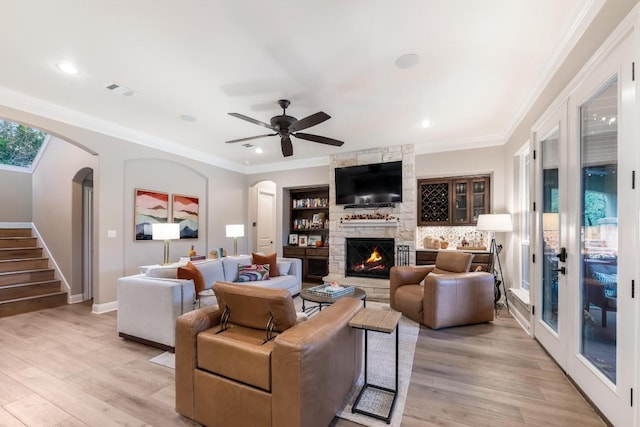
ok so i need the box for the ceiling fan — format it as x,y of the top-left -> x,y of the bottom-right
226,99 -> 344,157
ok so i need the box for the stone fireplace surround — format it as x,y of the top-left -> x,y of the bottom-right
323,145 -> 416,301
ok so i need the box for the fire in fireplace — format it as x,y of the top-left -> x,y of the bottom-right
345,238 -> 395,279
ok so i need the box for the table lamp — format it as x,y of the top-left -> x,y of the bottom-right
152,223 -> 180,265
476,214 -> 513,313
226,224 -> 244,256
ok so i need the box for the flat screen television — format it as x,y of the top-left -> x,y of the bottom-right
335,161 -> 403,206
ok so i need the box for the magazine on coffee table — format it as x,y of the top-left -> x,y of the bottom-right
307,284 -> 355,298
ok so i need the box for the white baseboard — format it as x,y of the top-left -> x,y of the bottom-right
92,300 -> 118,314
68,294 -> 85,304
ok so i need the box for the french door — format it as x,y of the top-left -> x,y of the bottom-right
533,27 -> 637,426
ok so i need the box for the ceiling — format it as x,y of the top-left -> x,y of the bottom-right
0,1 -> 599,173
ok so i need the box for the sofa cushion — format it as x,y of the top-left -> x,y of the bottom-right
237,264 -> 270,282
277,260 -> 292,275
193,258 -> 225,289
197,325 -> 274,391
222,255 -> 253,282
145,264 -> 180,279
177,262 -> 205,295
252,252 -> 280,277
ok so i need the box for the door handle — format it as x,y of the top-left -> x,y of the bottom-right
556,247 -> 567,262
552,266 -> 566,275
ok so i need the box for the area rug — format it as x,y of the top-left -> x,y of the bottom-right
149,298 -> 419,427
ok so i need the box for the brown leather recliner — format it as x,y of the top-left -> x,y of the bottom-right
390,251 -> 495,329
175,282 -> 363,427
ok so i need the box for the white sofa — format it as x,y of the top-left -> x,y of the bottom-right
117,255 -> 302,350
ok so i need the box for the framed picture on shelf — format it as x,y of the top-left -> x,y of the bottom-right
288,234 -> 299,246
308,235 -> 321,247
298,235 -> 308,247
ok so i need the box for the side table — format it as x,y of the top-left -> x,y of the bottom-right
348,308 -> 402,424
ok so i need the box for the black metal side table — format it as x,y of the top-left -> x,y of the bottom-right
348,308 -> 402,424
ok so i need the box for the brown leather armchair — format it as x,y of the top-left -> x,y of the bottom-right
175,282 -> 363,427
390,251 -> 495,329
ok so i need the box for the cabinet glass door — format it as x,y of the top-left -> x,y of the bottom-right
453,180 -> 468,223
471,179 -> 487,222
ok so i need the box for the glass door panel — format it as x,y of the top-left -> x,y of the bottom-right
579,78 -> 618,384
541,131 -> 560,332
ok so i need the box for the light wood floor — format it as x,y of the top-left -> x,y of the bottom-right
0,303 -> 605,426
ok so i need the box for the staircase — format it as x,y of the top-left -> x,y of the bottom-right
0,228 -> 67,317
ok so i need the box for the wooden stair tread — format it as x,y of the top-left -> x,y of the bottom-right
0,280 -> 60,290
0,268 -> 54,276
0,290 -> 66,303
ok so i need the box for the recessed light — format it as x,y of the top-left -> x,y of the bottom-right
395,54 -> 420,69
56,62 -> 78,75
421,119 -> 431,128
179,114 -> 197,122
255,147 -> 264,154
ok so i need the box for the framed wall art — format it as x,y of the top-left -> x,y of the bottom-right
172,194 -> 199,239
135,189 -> 169,240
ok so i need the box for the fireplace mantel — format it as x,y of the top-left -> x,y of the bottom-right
339,219 -> 398,227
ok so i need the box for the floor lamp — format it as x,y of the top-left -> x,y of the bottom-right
476,214 -> 513,313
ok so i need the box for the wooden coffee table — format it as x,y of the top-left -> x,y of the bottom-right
300,286 -> 366,312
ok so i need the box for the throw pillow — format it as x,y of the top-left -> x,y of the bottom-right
252,252 -> 280,277
177,262 -> 205,297
237,264 -> 270,282
277,260 -> 292,276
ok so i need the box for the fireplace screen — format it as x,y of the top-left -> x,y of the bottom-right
345,238 -> 395,279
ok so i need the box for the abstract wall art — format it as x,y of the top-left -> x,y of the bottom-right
135,189 -> 169,240
172,194 -> 199,239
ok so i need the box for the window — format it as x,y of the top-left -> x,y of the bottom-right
0,119 -> 48,170
514,143 -> 531,294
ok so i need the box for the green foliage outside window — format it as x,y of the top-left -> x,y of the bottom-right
0,119 -> 47,168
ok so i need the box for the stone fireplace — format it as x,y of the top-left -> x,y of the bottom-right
345,237 -> 395,279
324,145 -> 416,301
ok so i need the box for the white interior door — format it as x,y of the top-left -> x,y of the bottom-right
563,29 -> 636,426
532,103 -> 569,366
257,188 -> 276,254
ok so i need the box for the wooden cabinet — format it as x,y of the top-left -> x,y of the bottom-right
283,246 -> 329,283
418,175 -> 490,226
284,186 -> 329,283
416,250 -> 493,272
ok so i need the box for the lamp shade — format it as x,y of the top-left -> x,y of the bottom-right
152,223 -> 180,240
476,214 -> 513,232
542,212 -> 559,231
226,224 -> 245,238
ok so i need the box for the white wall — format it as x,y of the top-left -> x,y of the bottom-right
0,104 -> 247,309
416,145 -> 506,212
0,169 -> 31,221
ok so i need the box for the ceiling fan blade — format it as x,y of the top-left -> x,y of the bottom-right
289,112 -> 330,132
292,132 -> 344,146
228,112 -> 276,130
225,133 -> 277,143
281,135 -> 294,157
